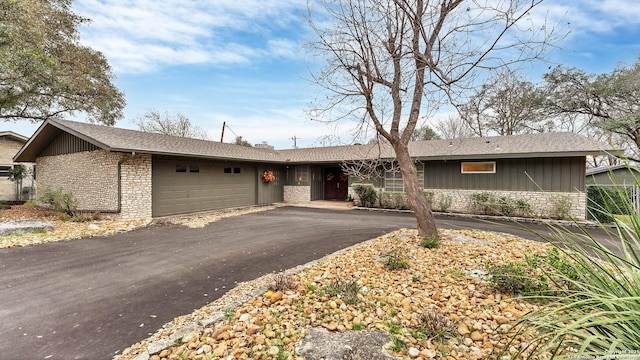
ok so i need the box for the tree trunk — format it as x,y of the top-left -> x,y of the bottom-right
393,143 -> 438,239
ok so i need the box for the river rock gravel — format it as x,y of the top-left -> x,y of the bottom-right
116,228 -> 553,360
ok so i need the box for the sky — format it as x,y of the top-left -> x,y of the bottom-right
7,0 -> 640,149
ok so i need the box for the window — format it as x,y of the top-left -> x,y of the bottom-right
189,165 -> 199,173
234,167 -> 241,174
461,161 -> 496,174
175,165 -> 187,173
0,165 -> 10,177
295,166 -> 309,182
384,163 -> 424,191
224,167 -> 232,173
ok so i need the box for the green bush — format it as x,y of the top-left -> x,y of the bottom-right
548,194 -> 573,220
587,186 -> 635,223
382,245 -> 409,270
437,194 -> 452,212
378,191 -> 408,209
38,186 -> 78,216
514,199 -> 532,217
485,260 -> 549,298
352,183 -> 377,207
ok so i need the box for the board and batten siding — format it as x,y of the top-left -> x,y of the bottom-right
39,132 -> 99,156
424,157 -> 586,192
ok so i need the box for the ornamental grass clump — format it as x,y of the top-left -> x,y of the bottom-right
500,177 -> 640,358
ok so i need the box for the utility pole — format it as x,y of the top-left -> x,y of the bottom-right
220,121 -> 226,143
291,135 -> 298,148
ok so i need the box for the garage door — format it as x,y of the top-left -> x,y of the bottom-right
152,160 -> 257,217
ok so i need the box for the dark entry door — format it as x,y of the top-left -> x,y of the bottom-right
324,167 -> 348,200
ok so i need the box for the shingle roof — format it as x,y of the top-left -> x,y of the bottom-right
14,119 -> 614,163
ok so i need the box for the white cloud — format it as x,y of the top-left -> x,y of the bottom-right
73,0 -> 308,73
540,0 -> 640,35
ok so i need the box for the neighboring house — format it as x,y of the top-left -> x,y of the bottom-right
0,131 -> 33,201
14,119 -> 612,220
586,164 -> 640,186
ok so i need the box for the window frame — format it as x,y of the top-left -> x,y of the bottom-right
383,163 -> 424,191
0,165 -> 11,177
461,161 -> 496,174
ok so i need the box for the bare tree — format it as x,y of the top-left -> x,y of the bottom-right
433,115 -> 473,139
459,69 -> 545,136
307,0 -> 561,239
135,110 -> 208,139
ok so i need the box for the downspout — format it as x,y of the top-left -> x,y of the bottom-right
117,152 -> 136,214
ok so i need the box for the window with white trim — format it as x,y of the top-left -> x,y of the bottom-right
461,161 -> 496,174
384,163 -> 424,191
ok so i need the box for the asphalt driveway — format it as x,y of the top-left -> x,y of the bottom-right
0,207 -> 616,360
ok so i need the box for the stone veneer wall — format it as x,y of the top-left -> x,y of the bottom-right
349,186 -> 587,220
119,154 -> 152,220
284,185 -> 311,203
429,189 -> 586,220
36,150 -> 153,220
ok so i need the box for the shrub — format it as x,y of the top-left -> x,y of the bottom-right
382,245 -> 409,270
269,272 -> 295,292
420,236 -> 439,249
423,190 -> 434,206
514,199 -> 532,217
586,186 -> 634,223
378,191 -> 407,209
38,186 -> 78,216
352,183 -> 377,207
437,194 -> 452,212
548,194 -> 572,220
325,277 -> 362,305
469,191 -> 495,214
485,260 -> 549,298
411,307 -> 456,343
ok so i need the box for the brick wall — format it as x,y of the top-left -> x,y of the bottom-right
284,185 -> 311,203
36,150 -> 153,219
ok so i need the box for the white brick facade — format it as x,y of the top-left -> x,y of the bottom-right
36,150 -> 152,220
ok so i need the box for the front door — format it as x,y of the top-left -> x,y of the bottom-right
324,167 -> 348,200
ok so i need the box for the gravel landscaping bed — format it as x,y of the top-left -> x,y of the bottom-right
116,228 -> 553,360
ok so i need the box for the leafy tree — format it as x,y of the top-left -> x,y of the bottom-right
410,125 -> 440,141
0,0 -> 125,124
7,164 -> 25,200
542,61 -> 640,161
234,136 -> 252,147
135,110 -> 208,139
307,0 -> 561,239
